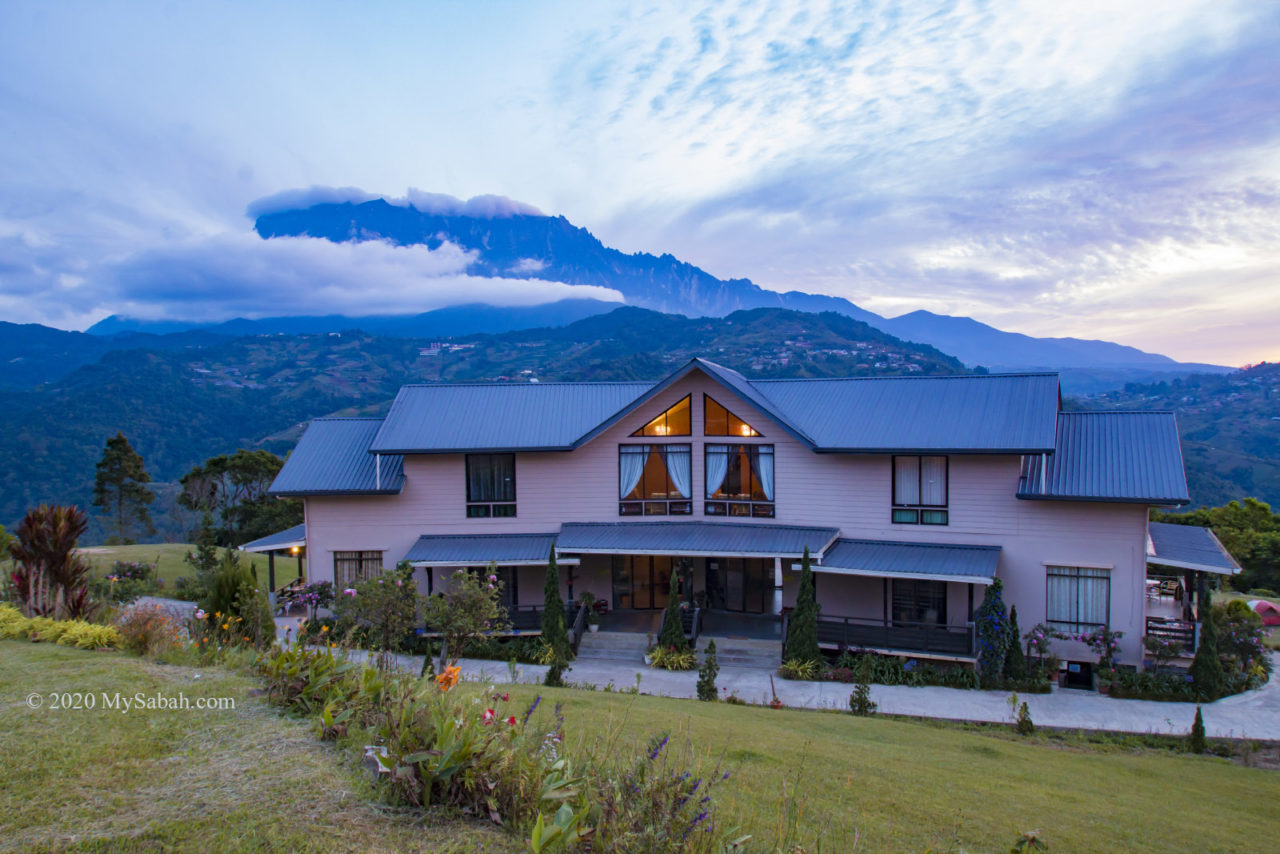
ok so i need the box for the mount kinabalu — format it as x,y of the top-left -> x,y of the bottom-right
92,195 -> 1226,375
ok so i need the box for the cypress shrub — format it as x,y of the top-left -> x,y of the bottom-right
783,547 -> 821,665
696,640 -> 719,701
1015,701 -> 1035,736
1189,705 -> 1207,754
848,654 -> 877,716
975,578 -> 1011,685
540,549 -> 572,662
1189,589 -> 1225,701
657,569 -> 687,650
1004,604 -> 1027,680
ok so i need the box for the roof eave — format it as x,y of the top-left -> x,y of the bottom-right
1016,493 -> 1190,506
819,446 -> 1054,455
1146,556 -> 1239,575
270,487 -> 405,497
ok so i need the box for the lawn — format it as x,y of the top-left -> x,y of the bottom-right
78,542 -> 303,596
5,642 -> 1279,853
0,642 -> 501,852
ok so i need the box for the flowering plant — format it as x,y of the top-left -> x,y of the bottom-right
1075,626 -> 1124,669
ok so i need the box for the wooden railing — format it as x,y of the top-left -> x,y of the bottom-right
569,602 -> 588,653
1146,616 -> 1197,654
799,614 -> 975,657
681,607 -> 703,646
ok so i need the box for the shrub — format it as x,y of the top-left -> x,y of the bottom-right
1004,605 -> 1027,680
657,569 -> 688,651
783,547 -> 821,665
56,621 -> 121,650
117,602 -> 184,656
421,564 -> 510,669
778,658 -> 822,681
696,640 -> 719,701
543,661 -> 568,687
1214,599 -> 1269,674
1143,633 -> 1184,674
0,605 -> 120,649
540,550 -> 572,662
9,504 -> 98,620
1015,701 -> 1034,736
975,578 -> 1011,684
295,581 -> 335,619
848,655 -> 876,716
1190,589 -> 1226,701
650,645 -> 697,671
1189,705 -> 1207,754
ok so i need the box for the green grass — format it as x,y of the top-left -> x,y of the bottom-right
0,641 -> 502,852
78,543 -> 303,596
5,642 -> 1279,852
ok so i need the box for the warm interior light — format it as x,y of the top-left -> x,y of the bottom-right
739,424 -> 752,436
290,546 -> 300,555
654,424 -> 668,435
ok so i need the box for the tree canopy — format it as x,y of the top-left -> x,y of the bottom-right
178,449 -> 301,545
1154,498 -> 1280,592
92,432 -> 155,544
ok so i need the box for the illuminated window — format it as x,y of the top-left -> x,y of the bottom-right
631,395 -> 691,437
704,395 -> 761,437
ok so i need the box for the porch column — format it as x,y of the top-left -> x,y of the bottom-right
267,552 -> 275,592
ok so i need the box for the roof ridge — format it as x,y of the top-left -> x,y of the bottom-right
1063,409 -> 1176,416
753,372 -> 1060,383
394,381 -> 652,388
311,416 -> 385,422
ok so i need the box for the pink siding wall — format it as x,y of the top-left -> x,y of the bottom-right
304,369 -> 1152,664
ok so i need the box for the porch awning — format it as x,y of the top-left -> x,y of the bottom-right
555,521 -> 840,558
240,523 -> 306,553
403,533 -> 574,567
1147,522 -> 1240,575
809,538 -> 1001,586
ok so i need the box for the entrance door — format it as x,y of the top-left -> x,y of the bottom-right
612,555 -> 673,610
709,558 -> 771,614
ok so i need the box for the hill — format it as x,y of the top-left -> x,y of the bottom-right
0,307 -> 961,540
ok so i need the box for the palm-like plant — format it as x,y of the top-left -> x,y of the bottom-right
9,504 -> 97,619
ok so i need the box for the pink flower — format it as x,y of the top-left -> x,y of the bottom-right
344,588 -> 357,596
396,579 -> 403,587
194,609 -> 206,620
488,574 -> 497,582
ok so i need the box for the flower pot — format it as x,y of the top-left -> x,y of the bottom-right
643,653 -> 653,665
588,624 -> 599,633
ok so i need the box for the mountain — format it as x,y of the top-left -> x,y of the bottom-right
0,306 -> 962,540
1078,362 -> 1280,510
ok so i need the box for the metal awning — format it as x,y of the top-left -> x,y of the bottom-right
1147,522 -> 1240,575
806,538 -> 1001,586
403,533 -> 575,567
555,521 -> 840,559
240,523 -> 306,553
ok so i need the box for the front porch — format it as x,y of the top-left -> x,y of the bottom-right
1144,521 -> 1244,658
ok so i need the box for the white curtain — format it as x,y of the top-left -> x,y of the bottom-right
664,446 -> 691,498
750,448 -> 775,500
1045,570 -> 1074,625
894,456 -> 920,505
1079,568 -> 1110,626
921,456 -> 947,505
619,446 -> 648,499
705,445 -> 729,498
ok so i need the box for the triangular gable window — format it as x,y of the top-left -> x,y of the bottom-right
631,394 -> 691,437
704,395 -> 762,437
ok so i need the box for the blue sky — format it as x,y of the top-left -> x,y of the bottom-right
1,0 -> 1277,364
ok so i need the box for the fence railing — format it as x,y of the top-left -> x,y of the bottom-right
570,602 -> 588,653
790,613 -> 975,657
1145,616 -> 1197,654
680,607 -> 703,646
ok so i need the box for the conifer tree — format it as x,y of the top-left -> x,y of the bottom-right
1004,604 -> 1027,681
540,548 -> 572,661
783,547 -> 821,664
1189,588 -> 1225,701
92,432 -> 155,544
658,568 -> 688,649
696,640 -> 719,701
1189,705 -> 1207,754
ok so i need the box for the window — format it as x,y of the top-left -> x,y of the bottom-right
705,444 -> 774,517
619,444 -> 692,515
631,395 -> 691,437
892,580 -> 947,625
891,455 -> 948,525
704,395 -> 761,437
466,565 -> 518,611
1046,566 -> 1110,633
334,551 -> 383,589
466,454 -> 516,518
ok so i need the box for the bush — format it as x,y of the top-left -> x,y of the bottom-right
0,604 -> 120,649
1004,605 -> 1027,680
778,658 -> 822,681
1189,705 -> 1207,754
9,504 -> 98,620
657,569 -> 688,651
830,651 -> 981,690
116,602 -> 184,657
1190,590 -> 1226,701
1015,701 -> 1034,736
421,564 -> 510,668
696,640 -> 719,701
783,547 -> 821,665
649,645 -> 697,671
975,578 -> 1011,684
848,655 -> 876,716
56,621 -> 122,650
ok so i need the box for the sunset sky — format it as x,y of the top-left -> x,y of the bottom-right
2,1 -> 1277,365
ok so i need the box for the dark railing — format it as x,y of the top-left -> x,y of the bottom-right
508,605 -> 544,632
809,614 -> 975,657
1146,616 -> 1197,654
570,602 -> 588,653
681,607 -> 703,646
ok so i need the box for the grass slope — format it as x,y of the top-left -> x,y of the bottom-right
0,642 -> 501,852
78,543 -> 302,594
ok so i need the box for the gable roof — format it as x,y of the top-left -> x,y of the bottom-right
240,523 -> 306,553
1147,522 -> 1240,574
752,373 -> 1061,452
1017,411 -> 1189,505
270,419 -> 405,496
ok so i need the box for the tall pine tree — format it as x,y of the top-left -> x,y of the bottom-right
540,548 -> 572,661
1004,604 -> 1027,680
92,432 -> 155,544
784,547 -> 821,664
658,568 -> 688,649
1189,587 -> 1225,701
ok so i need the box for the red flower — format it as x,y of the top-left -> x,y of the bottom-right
492,692 -> 509,702
505,715 -> 518,726
481,708 -> 496,725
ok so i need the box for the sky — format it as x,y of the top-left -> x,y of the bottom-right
1,1 -> 1278,365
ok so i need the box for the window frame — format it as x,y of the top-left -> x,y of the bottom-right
618,443 -> 693,516
891,579 -> 948,625
465,453 -> 517,518
630,395 -> 692,437
703,394 -> 763,437
334,550 -> 384,589
1045,565 -> 1111,634
704,443 -> 775,518
890,455 -> 949,526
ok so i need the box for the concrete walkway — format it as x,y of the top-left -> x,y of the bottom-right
135,597 -> 1278,740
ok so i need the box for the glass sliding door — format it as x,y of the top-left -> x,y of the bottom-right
612,555 -> 675,610
708,558 -> 772,614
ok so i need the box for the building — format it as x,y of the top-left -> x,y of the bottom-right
257,358 -> 1238,671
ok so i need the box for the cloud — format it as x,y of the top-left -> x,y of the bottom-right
89,232 -> 621,321
246,187 -> 544,220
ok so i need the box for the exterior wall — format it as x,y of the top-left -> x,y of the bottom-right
302,369 -> 1153,664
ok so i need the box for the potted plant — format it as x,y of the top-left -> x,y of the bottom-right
586,610 -> 600,633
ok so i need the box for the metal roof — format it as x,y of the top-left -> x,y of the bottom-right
403,533 -> 561,566
555,521 -> 840,558
752,373 -> 1061,452
1147,522 -> 1240,575
240,523 -> 306,553
1017,411 -> 1189,505
270,419 -> 406,496
815,538 -> 1001,585
370,382 -> 649,453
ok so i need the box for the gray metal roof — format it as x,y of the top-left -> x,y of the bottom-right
1017,411 -> 1189,505
403,533 -> 558,566
370,382 -> 649,453
270,419 -> 406,496
240,523 -> 306,553
1147,522 -> 1240,575
752,373 -> 1061,452
816,538 -> 1001,585
556,521 -> 840,557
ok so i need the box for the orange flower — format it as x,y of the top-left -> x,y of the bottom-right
435,665 -> 461,692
